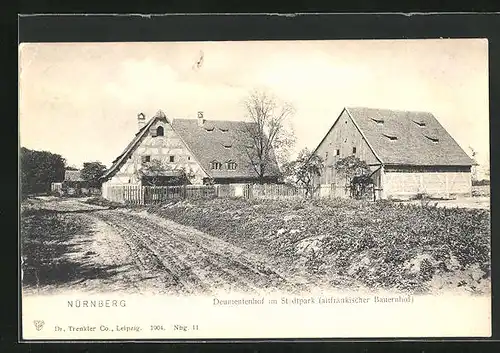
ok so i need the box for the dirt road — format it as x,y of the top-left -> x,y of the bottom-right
22,198 -> 309,295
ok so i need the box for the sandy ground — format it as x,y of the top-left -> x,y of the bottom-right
22,198 -> 313,296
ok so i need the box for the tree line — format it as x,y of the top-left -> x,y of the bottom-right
20,147 -> 66,196
20,147 -> 107,197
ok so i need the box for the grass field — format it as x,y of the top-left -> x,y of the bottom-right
148,197 -> 491,294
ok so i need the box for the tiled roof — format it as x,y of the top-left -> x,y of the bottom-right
172,118 -> 280,179
64,170 -> 84,181
345,107 -> 474,166
101,115 -> 159,180
101,111 -> 281,181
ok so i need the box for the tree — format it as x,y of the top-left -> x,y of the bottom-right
173,166 -> 196,186
81,161 -> 107,188
20,147 -> 66,196
469,146 -> 479,182
236,89 -> 296,184
136,159 -> 196,186
136,159 -> 168,186
334,155 -> 372,198
281,148 -> 324,198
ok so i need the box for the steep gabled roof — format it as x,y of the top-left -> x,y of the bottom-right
172,118 -> 280,179
64,170 -> 84,181
343,107 -> 473,166
315,107 -> 473,166
101,112 -> 281,181
101,113 -> 161,180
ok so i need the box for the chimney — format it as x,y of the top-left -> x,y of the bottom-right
197,111 -> 204,126
137,112 -> 146,130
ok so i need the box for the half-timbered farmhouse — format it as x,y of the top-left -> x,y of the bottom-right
100,110 -> 280,187
312,107 -> 474,199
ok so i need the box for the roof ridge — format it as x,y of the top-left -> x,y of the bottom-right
346,107 -> 473,166
173,117 -> 254,124
346,106 -> 433,115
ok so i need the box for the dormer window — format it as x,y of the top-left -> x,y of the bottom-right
226,160 -> 237,170
219,127 -> 229,133
210,161 -> 222,170
222,143 -> 232,149
205,126 -> 215,132
371,118 -> 384,125
156,126 -> 164,137
414,120 -> 426,127
383,134 -> 398,141
425,135 -> 439,143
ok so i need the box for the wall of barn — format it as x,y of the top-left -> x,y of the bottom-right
314,109 -> 380,186
107,119 -> 208,185
382,168 -> 472,199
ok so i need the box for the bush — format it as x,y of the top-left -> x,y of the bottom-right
83,197 -> 124,209
472,179 -> 490,186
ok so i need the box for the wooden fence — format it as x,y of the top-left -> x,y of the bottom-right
101,182 -> 353,205
145,185 -> 217,204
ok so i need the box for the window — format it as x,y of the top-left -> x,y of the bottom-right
371,118 -> 384,125
335,149 -> 340,156
383,134 -> 398,141
210,161 -> 222,170
424,135 -> 439,143
169,155 -> 175,162
141,155 -> 151,163
352,147 -> 357,154
227,161 -> 237,170
187,156 -> 191,161
325,151 -> 329,160
156,126 -> 164,136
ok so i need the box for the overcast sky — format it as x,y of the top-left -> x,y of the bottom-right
19,39 -> 489,173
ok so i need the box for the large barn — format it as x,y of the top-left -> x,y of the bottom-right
312,107 -> 474,200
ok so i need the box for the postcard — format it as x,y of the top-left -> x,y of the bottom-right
19,38 -> 491,340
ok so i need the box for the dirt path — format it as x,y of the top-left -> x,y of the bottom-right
22,198 -> 309,295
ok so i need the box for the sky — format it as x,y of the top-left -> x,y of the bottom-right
19,39 -> 490,176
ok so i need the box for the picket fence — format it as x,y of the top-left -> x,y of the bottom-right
101,183 -> 351,205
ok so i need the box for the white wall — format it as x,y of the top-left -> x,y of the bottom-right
107,119 -> 208,185
384,171 -> 472,198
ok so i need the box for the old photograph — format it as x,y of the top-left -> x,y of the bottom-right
19,39 -> 490,339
